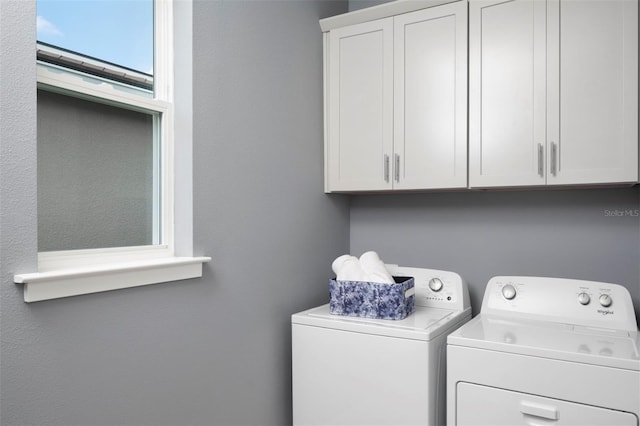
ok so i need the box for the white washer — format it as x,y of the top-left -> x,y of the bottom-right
447,276 -> 640,426
292,265 -> 471,426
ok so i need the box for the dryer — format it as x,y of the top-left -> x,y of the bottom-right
447,276 -> 640,426
292,265 -> 471,426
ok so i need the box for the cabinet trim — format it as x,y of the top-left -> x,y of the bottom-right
320,0 -> 462,32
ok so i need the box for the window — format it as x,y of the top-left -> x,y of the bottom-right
37,89 -> 159,252
36,0 -> 154,75
13,0 -> 209,302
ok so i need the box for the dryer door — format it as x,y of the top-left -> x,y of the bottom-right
456,382 -> 638,426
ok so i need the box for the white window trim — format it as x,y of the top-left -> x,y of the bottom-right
14,257 -> 210,303
14,0 -> 210,303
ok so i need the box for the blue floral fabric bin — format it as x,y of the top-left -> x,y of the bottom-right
329,276 -> 415,320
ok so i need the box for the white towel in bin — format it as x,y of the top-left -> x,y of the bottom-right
359,251 -> 394,284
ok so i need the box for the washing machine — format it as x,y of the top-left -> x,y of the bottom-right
292,265 -> 471,426
447,276 -> 640,426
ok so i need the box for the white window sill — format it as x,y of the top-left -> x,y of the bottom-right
13,256 -> 211,302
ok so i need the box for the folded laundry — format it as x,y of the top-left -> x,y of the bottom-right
331,254 -> 367,282
331,251 -> 394,284
359,251 -> 394,284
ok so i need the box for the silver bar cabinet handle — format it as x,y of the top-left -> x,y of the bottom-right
384,154 -> 390,182
550,142 -> 557,176
537,143 -> 544,176
394,154 -> 400,182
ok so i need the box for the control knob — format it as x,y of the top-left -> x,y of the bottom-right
599,294 -> 612,308
577,293 -> 591,305
428,278 -> 443,292
502,284 -> 517,300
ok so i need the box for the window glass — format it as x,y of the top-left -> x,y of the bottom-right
36,0 -> 161,253
36,0 -> 154,75
37,89 -> 160,252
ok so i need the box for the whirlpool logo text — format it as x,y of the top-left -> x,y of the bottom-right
597,309 -> 614,316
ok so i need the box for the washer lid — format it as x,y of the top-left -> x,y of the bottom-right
447,315 -> 640,370
292,304 -> 471,341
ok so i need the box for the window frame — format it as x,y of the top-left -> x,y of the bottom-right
36,67 -> 174,268
14,0 -> 210,302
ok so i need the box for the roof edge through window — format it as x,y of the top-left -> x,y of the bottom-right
36,41 -> 153,91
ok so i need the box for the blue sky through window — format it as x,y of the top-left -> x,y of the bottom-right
37,0 -> 154,75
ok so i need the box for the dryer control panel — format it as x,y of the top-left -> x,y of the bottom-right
481,276 -> 638,332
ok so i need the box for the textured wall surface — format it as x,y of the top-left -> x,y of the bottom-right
0,2 -> 39,426
349,0 -> 392,11
0,1 -> 349,425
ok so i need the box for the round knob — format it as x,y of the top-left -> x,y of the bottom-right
502,284 -> 517,300
428,278 -> 444,292
577,292 -> 591,305
599,294 -> 612,308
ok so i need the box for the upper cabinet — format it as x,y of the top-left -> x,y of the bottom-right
322,0 -> 638,192
394,5 -> 468,190
547,0 -> 638,185
469,0 -> 639,188
326,18 -> 394,191
323,1 -> 468,192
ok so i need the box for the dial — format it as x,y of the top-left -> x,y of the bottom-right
501,284 -> 517,300
428,278 -> 443,292
599,294 -> 612,308
577,292 -> 591,305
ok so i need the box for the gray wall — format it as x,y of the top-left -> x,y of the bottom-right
0,1 -> 349,425
349,0 -> 392,11
350,187 -> 640,325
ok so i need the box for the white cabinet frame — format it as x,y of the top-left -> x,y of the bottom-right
469,0 -> 638,188
324,0 -> 468,192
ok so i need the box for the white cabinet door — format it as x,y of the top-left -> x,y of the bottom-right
470,0 -> 639,189
469,0 -> 547,188
546,0 -> 638,185
326,18 -> 393,192
325,2 -> 468,192
393,2 -> 468,190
